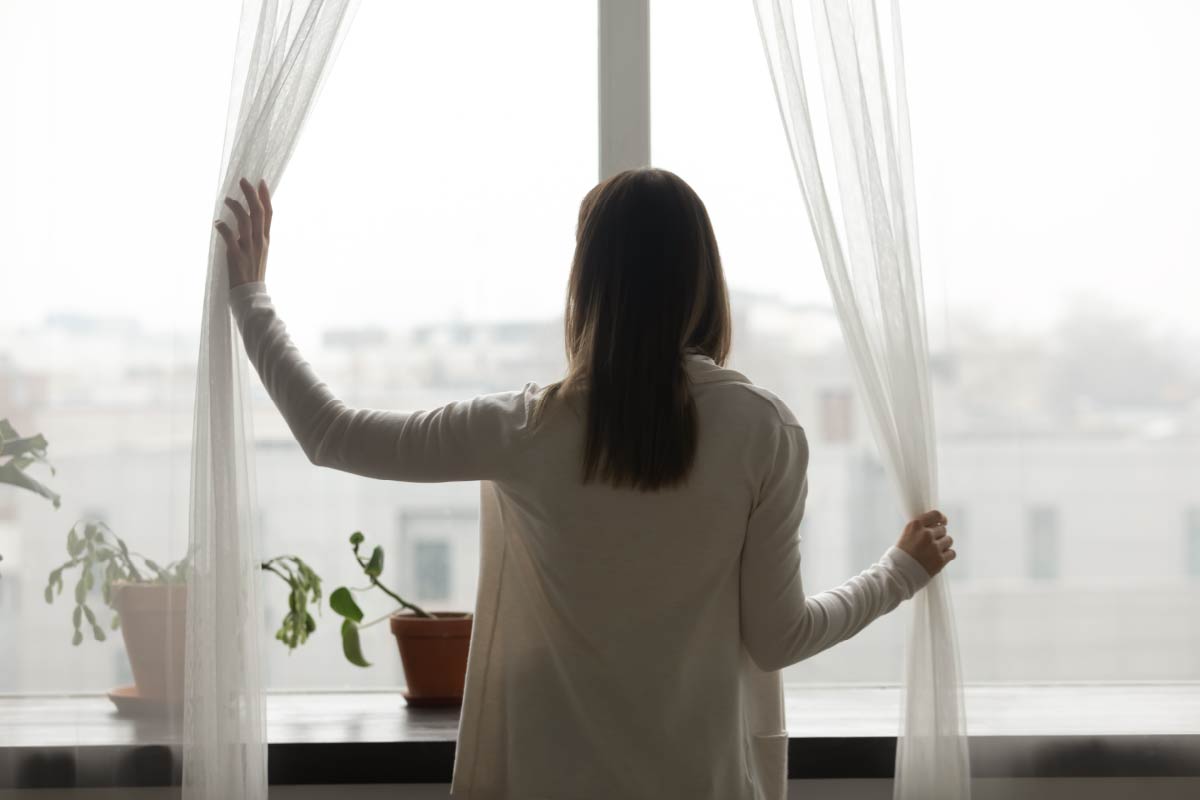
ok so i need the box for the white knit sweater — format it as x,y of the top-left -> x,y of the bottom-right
230,281 -> 932,800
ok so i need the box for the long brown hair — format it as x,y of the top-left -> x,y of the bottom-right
536,167 -> 732,491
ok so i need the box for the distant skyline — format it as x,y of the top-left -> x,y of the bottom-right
4,259 -> 1199,693
3,1 -> 1199,344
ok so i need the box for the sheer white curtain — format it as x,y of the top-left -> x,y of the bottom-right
751,1 -> 970,798
186,1 -> 356,796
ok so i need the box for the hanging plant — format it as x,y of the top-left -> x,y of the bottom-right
261,554 -> 323,651
0,419 -> 60,570
0,419 -> 59,507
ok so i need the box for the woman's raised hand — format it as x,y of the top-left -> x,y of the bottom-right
214,177 -> 273,288
896,509 -> 955,578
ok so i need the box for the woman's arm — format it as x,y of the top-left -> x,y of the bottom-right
230,283 -> 534,482
739,423 -> 951,672
216,180 -> 535,483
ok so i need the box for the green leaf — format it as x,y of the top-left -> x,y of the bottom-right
0,428 -> 48,459
8,454 -> 35,471
365,546 -> 384,578
0,460 -> 61,508
261,555 -> 324,652
349,532 -> 364,546
67,528 -> 83,557
329,587 -> 364,623
71,630 -> 83,646
43,521 -> 157,646
340,619 -> 371,668
304,613 -> 317,635
297,561 -> 322,603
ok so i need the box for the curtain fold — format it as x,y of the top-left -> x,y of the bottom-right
185,1 -> 357,797
751,1 -> 971,798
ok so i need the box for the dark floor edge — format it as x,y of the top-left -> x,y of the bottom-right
3,734 -> 1198,789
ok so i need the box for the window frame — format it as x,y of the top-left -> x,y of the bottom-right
598,0 -> 650,180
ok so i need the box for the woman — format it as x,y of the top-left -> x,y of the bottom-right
216,168 -> 954,799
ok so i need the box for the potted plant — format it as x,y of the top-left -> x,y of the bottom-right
45,520 -> 187,711
330,531 -> 472,707
46,519 -> 322,713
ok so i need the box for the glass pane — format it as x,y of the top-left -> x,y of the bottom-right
0,0 -> 596,716
258,0 -> 595,690
1,2 -> 229,712
413,541 -> 452,602
1028,506 -> 1061,582
1187,508 -> 1200,579
654,0 -> 1200,684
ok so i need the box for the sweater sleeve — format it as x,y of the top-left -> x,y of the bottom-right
229,282 -> 535,483
739,423 -> 932,673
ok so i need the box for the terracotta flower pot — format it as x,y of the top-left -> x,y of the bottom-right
111,581 -> 187,704
389,611 -> 473,707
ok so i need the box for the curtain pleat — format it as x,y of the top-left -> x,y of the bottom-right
184,1 -> 357,797
751,1 -> 971,797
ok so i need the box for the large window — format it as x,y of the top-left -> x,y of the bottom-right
3,0 -> 1199,702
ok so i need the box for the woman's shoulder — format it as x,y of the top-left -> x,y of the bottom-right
699,377 -> 804,432
740,383 -> 802,429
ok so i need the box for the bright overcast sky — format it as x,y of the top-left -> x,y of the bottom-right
2,0 -> 1199,345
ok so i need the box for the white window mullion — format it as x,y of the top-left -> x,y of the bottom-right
598,0 -> 650,180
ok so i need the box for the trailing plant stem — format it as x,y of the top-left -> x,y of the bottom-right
369,576 -> 433,619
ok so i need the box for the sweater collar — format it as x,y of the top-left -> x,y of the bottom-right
683,350 -> 749,385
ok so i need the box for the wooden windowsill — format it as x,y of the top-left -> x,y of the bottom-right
2,684 -> 1198,788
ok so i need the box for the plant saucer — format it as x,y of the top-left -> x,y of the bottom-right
401,688 -> 463,708
107,684 -> 182,718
